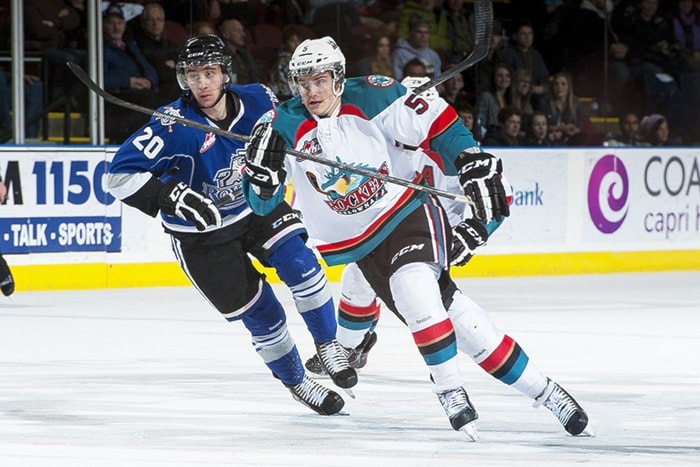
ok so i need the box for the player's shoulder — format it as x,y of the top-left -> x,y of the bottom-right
345,75 -> 404,99
230,83 -> 278,107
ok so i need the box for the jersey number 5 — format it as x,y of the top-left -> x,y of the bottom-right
404,94 -> 429,115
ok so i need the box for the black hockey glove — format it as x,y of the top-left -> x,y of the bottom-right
158,179 -> 222,231
245,122 -> 287,200
450,218 -> 488,267
454,152 -> 510,222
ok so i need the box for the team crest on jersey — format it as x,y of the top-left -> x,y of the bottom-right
199,132 -> 216,153
201,151 -> 247,209
256,109 -> 276,126
306,160 -> 388,215
366,75 -> 396,88
157,106 -> 182,126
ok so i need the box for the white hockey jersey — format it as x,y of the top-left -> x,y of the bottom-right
249,76 -> 479,266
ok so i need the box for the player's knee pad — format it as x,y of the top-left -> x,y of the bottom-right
389,262 -> 446,328
447,289 -> 504,360
340,263 -> 377,307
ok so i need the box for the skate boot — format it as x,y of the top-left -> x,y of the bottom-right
0,256 -> 14,297
286,375 -> 345,415
437,386 -> 479,440
315,339 -> 358,389
534,378 -> 589,436
305,331 -> 377,377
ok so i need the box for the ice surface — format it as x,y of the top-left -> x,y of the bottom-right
2,272 -> 699,465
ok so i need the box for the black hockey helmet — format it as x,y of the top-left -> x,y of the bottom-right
176,34 -> 234,90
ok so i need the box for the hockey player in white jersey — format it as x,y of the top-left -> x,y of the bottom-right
106,35 -> 357,416
242,37 -> 589,438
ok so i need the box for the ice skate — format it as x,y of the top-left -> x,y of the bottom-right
0,256 -> 14,297
315,339 -> 358,390
534,378 -> 589,436
286,375 -> 345,415
437,386 -> 479,441
305,331 -> 377,378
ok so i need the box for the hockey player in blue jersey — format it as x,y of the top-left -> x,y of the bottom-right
241,37 -> 589,438
106,35 -> 357,416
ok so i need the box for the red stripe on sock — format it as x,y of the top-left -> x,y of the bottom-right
412,318 -> 454,347
479,335 -> 515,373
339,298 -> 380,319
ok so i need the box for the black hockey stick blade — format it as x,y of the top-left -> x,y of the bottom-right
67,62 -> 473,205
413,0 -> 493,95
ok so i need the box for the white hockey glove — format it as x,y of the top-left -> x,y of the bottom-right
244,122 -> 287,200
158,179 -> 222,231
450,218 -> 488,267
454,151 -> 510,222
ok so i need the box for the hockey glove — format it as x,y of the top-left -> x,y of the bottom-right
245,122 -> 287,200
454,152 -> 510,222
158,179 -> 222,231
450,218 -> 488,267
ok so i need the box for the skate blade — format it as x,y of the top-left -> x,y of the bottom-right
459,421 -> 478,441
342,387 -> 356,399
576,424 -> 596,438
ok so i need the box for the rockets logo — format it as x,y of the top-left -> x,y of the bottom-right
201,151 -> 247,209
306,160 -> 389,215
366,75 -> 396,88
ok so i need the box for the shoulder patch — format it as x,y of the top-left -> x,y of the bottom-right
255,108 -> 277,126
365,75 -> 396,88
157,106 -> 183,126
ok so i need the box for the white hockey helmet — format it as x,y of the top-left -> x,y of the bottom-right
288,36 -> 346,96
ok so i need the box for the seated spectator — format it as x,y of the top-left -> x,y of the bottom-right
640,113 -> 679,145
392,15 -> 442,80
443,0 -> 474,65
0,68 -> 44,142
671,0 -> 700,72
476,63 -> 512,134
218,18 -> 260,84
535,71 -> 585,145
505,20 -> 550,107
134,3 -> 181,104
482,106 -> 523,146
454,99 -> 481,142
438,70 -> 467,106
402,58 -> 428,78
102,4 -> 160,144
510,68 -> 535,137
190,20 -> 218,36
268,25 -> 302,102
355,34 -> 394,78
523,111 -> 555,146
397,0 -> 450,53
605,111 -> 649,146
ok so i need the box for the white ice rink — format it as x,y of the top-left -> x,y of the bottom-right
2,271 -> 699,466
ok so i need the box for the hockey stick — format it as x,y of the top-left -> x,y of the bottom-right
412,0 -> 493,95
67,62 -> 473,205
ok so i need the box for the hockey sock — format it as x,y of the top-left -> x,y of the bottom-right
241,282 -> 305,386
267,235 -> 336,343
336,298 -> 380,349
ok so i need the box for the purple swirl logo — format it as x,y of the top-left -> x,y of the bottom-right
588,155 -> 629,233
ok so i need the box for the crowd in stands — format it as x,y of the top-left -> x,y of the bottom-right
1,0 -> 698,146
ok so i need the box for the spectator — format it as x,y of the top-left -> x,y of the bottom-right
453,99 -> 481,141
671,0 -> 700,72
640,113 -> 677,145
523,111 -> 555,146
482,106 -> 523,146
268,25 -> 302,101
102,4 -> 160,144
402,58 -> 428,78
264,0 -> 305,29
465,19 -> 507,98
190,20 -> 218,36
438,70 -> 467,106
392,14 -> 442,80
476,63 -> 512,134
535,71 -> 584,145
605,111 -> 649,146
355,34 -> 394,78
443,0 -> 474,65
24,0 -> 86,104
0,68 -> 44,141
218,18 -> 260,84
397,0 -> 450,53
504,20 -> 550,107
207,0 -> 257,28
510,68 -> 535,137
134,3 -> 181,104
